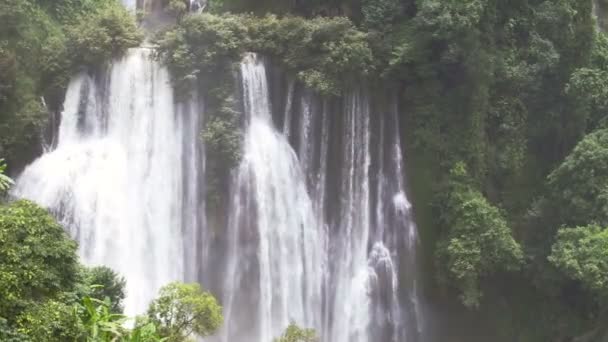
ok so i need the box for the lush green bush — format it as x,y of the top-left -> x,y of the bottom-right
66,1 -> 143,67
0,317 -> 29,342
549,225 -> 608,300
248,15 -> 372,94
436,163 -> 523,308
155,13 -> 248,92
547,129 -> 608,227
156,13 -> 371,95
16,298 -> 83,341
0,200 -> 79,320
147,282 -> 223,341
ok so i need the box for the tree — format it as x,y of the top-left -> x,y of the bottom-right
16,299 -> 83,341
146,282 -> 222,341
549,225 -> 608,300
436,163 -> 523,308
0,200 -> 78,321
66,1 -> 143,67
547,129 -> 608,227
274,323 -> 318,342
566,68 -> 608,132
79,266 -> 127,314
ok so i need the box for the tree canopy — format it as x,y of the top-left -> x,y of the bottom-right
147,282 -> 223,341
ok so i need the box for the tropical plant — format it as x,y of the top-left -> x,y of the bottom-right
77,296 -> 126,341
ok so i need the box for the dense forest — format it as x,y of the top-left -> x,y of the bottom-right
2,0 -> 608,341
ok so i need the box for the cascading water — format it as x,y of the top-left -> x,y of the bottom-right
216,54 -> 424,342
12,16 -> 423,338
368,101 -> 423,342
220,54 -> 325,342
12,48 -> 203,317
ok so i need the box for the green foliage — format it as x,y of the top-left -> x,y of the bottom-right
251,15 -> 372,95
19,293 -> 166,342
128,318 -> 166,342
155,13 -> 248,91
79,266 -> 127,314
0,317 -> 29,342
549,225 -> 608,300
147,282 -> 223,341
166,0 -> 189,22
66,1 -> 143,67
436,163 -> 524,308
274,323 -> 318,342
0,0 -> 606,339
565,31 -> 608,132
202,94 -> 242,211
202,101 -> 241,169
567,68 -> 608,131
547,129 -> 608,227
414,0 -> 488,38
0,200 -> 78,321
77,296 -> 126,341
156,13 -> 371,95
0,159 -> 13,195
361,0 -> 402,31
16,298 -> 83,341
0,0 -> 64,169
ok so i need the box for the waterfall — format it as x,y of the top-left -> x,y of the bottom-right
216,54 -> 423,342
220,54 -> 325,342
324,90 -> 372,342
12,42 -> 423,340
12,48 -> 203,317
